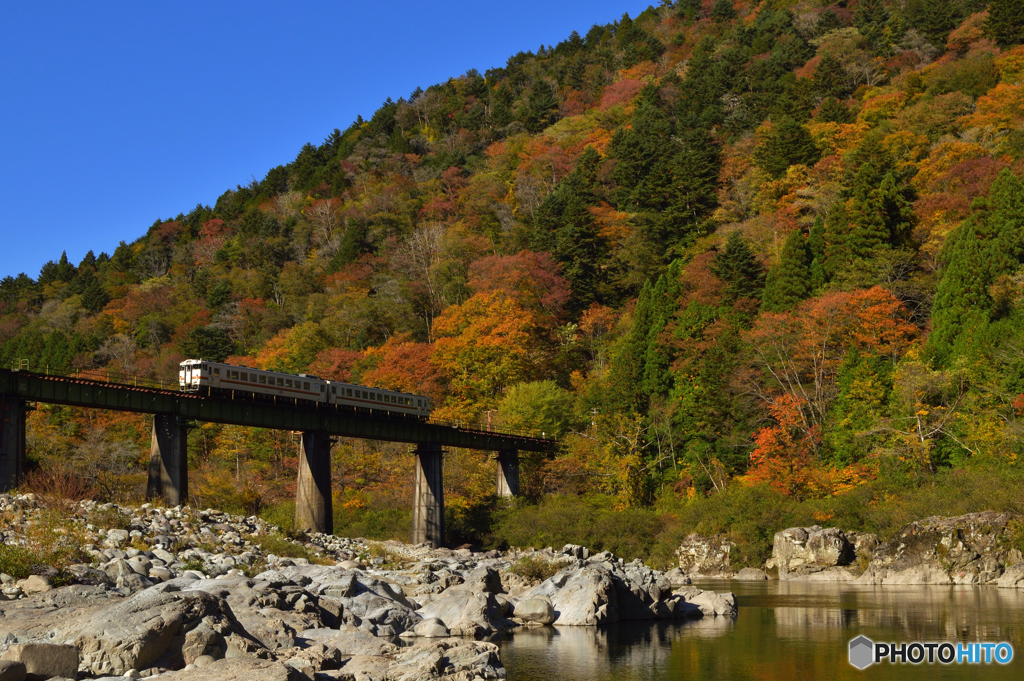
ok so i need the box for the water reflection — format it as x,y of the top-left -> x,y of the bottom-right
499,581 -> 1024,680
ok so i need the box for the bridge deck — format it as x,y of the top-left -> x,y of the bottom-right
0,370 -> 555,452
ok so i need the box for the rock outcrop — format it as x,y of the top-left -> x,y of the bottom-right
674,534 -> 735,577
856,512 -> 1022,585
767,526 -> 858,580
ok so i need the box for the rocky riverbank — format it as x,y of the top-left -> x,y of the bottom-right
0,494 -> 736,680
676,510 -> 1024,586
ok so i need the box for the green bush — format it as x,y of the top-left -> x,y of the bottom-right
508,554 -> 564,584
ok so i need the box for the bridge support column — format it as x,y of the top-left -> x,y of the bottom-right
147,414 -> 188,506
295,431 -> 333,534
496,449 -> 519,498
0,396 -> 26,492
411,443 -> 444,548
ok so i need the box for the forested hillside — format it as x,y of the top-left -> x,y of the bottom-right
4,0 -> 1024,559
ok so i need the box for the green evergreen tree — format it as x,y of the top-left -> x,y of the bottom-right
761,229 -> 812,312
753,117 -> 821,179
490,82 -> 515,127
711,232 -> 765,302
815,8 -> 843,36
909,0 -> 956,47
929,170 -> 1024,362
534,147 -> 607,311
986,0 -> 1024,47
711,0 -> 738,23
816,97 -> 854,124
521,80 -> 559,132
808,215 -> 828,289
814,54 -> 849,100
854,0 -> 892,52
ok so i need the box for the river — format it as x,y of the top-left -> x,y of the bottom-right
498,580 -> 1024,680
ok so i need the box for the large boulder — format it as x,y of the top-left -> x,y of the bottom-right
523,565 -> 618,626
675,534 -> 735,577
512,598 -> 555,625
857,511 -> 1022,585
768,526 -> 855,579
73,587 -> 269,675
997,563 -> 1024,588
0,643 -> 78,681
416,591 -> 507,637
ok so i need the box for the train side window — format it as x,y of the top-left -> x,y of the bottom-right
285,379 -> 292,388
346,388 -> 352,397
331,387 -> 336,395
214,368 -> 220,376
304,382 -> 310,390
241,372 -> 247,381
259,375 -> 266,384
277,378 -> 284,386
417,399 -> 422,407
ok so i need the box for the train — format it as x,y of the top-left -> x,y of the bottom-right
178,359 -> 432,418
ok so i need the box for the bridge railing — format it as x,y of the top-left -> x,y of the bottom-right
7,361 -> 556,443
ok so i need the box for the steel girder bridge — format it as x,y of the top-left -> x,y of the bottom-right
0,369 -> 556,547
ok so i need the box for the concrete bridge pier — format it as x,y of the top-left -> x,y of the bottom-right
147,414 -> 189,506
0,396 -> 26,492
496,449 -> 520,497
411,442 -> 444,548
295,431 -> 333,534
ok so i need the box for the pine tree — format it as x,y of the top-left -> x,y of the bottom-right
761,229 -> 812,312
712,232 -> 765,302
928,170 -> 1024,362
986,0 -> 1024,47
521,80 -> 559,132
816,97 -> 853,124
815,54 -> 849,100
711,0 -> 738,23
490,82 -> 514,127
754,117 -> 821,178
854,0 -> 891,52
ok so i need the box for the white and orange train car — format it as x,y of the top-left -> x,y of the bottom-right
178,359 -> 431,418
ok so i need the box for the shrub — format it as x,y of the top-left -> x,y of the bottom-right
508,554 -> 564,584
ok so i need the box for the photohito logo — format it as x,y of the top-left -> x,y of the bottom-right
848,636 -> 1014,669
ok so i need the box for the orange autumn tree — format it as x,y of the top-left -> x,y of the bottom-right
743,287 -> 919,495
430,290 -> 538,420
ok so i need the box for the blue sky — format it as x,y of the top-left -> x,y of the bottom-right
0,0 -> 653,280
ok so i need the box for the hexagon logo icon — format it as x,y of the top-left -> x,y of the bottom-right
849,635 -> 874,670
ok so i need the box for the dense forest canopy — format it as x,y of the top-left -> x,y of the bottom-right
4,0 -> 1024,545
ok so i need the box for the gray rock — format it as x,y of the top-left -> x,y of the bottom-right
675,534 -> 735,577
664,567 -> 691,587
149,566 -> 173,582
686,590 -> 738,617
769,526 -> 854,579
0,643 -> 78,681
525,565 -> 617,626
0,660 -> 25,681
736,567 -> 769,581
997,563 -> 1024,587
74,588 -> 269,675
17,576 -> 51,595
514,598 -> 555,624
411,617 -> 450,638
416,591 -> 507,636
857,512 -> 1020,585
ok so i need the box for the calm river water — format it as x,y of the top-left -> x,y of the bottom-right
498,580 -> 1024,680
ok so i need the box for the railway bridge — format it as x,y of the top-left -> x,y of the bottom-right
0,369 -> 556,547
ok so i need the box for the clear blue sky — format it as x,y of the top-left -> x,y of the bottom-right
0,0 -> 653,280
